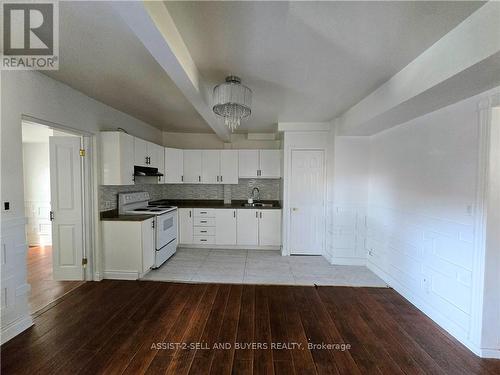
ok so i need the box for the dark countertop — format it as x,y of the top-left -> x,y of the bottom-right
100,209 -> 155,222
149,199 -> 282,210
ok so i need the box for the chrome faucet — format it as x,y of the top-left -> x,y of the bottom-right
251,187 -> 260,201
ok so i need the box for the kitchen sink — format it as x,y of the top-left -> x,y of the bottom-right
241,202 -> 275,208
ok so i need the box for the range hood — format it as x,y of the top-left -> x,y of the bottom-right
133,165 -> 164,177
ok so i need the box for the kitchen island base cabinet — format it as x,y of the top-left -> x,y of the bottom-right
102,218 -> 155,280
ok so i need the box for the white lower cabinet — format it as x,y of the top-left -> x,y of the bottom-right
236,209 -> 259,246
258,210 -> 282,246
179,207 -> 281,248
178,208 -> 193,244
216,209 -> 237,245
102,218 -> 155,279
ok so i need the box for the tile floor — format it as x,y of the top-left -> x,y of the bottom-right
142,248 -> 388,287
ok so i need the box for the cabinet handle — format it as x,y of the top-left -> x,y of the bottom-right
200,239 -> 207,242
200,230 -> 207,233
189,210 -> 192,218
260,212 -> 262,219
233,211 -> 236,218
200,220 -> 207,223
200,211 -> 207,214
181,175 -> 184,182
198,176 -> 201,182
152,220 -> 155,228
217,175 -> 219,182
220,175 -> 223,182
255,212 -> 258,218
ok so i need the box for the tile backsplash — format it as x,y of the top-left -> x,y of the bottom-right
99,179 -> 281,211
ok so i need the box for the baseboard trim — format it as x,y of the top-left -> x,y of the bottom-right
366,261 -> 486,357
0,315 -> 33,345
178,244 -> 281,251
103,270 -> 140,280
328,256 -> 366,266
480,348 -> 500,359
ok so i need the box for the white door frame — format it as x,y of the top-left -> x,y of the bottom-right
282,131 -> 329,256
22,115 -> 96,281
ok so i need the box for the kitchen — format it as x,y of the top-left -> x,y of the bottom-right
1,1 -> 499,372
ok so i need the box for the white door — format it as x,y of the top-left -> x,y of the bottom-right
238,150 -> 259,178
164,148 -> 183,183
259,210 -> 281,246
49,136 -> 84,280
216,209 -> 237,245
260,150 -> 281,178
236,209 -> 259,246
183,150 -> 202,183
289,150 -> 325,255
134,137 -> 148,167
178,208 -> 193,244
202,150 -> 220,184
220,150 -> 239,184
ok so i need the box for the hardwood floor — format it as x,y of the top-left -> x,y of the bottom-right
27,245 -> 85,314
2,280 -> 499,374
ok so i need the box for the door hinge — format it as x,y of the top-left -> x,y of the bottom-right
49,211 -> 54,221
79,149 -> 86,157
82,257 -> 88,266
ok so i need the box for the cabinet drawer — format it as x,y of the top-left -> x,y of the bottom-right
193,236 -> 215,244
194,227 -> 216,236
194,208 -> 216,217
194,217 -> 216,227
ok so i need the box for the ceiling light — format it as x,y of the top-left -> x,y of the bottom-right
213,76 -> 252,132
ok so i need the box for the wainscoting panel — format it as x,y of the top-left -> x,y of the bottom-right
0,217 -> 33,344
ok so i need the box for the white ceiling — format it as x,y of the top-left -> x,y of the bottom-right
44,2 -> 211,133
165,1 -> 484,132
44,1 -> 483,135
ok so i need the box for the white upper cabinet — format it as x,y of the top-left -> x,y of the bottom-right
148,142 -> 164,170
220,150 -> 239,184
183,150 -> 202,183
201,150 -> 220,184
238,150 -> 259,178
134,137 -> 149,167
164,147 -> 183,183
238,149 -> 281,178
259,150 -> 281,178
101,131 -> 135,185
134,138 -> 163,170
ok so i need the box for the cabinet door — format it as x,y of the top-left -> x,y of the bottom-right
236,209 -> 259,246
259,210 -> 282,246
201,150 -> 220,184
183,150 -> 202,183
179,208 -> 193,244
220,150 -> 239,184
141,218 -> 155,272
101,132 -> 134,185
148,142 -> 164,171
238,150 -> 259,178
134,137 -> 148,167
215,209 -> 237,245
259,150 -> 281,178
164,148 -> 183,183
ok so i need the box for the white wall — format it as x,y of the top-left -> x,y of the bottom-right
329,137 -> 369,265
0,71 -> 162,343
362,87 -> 500,356
163,131 -> 281,149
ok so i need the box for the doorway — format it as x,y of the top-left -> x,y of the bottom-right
22,121 -> 88,313
289,149 -> 326,255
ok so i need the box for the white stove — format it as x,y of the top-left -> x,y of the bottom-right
118,192 -> 177,268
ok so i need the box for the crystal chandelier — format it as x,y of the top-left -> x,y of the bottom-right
212,76 -> 252,132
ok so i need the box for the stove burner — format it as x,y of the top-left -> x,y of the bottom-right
134,208 -> 149,211
149,209 -> 163,212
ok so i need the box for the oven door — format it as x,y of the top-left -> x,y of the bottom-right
155,210 -> 177,249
